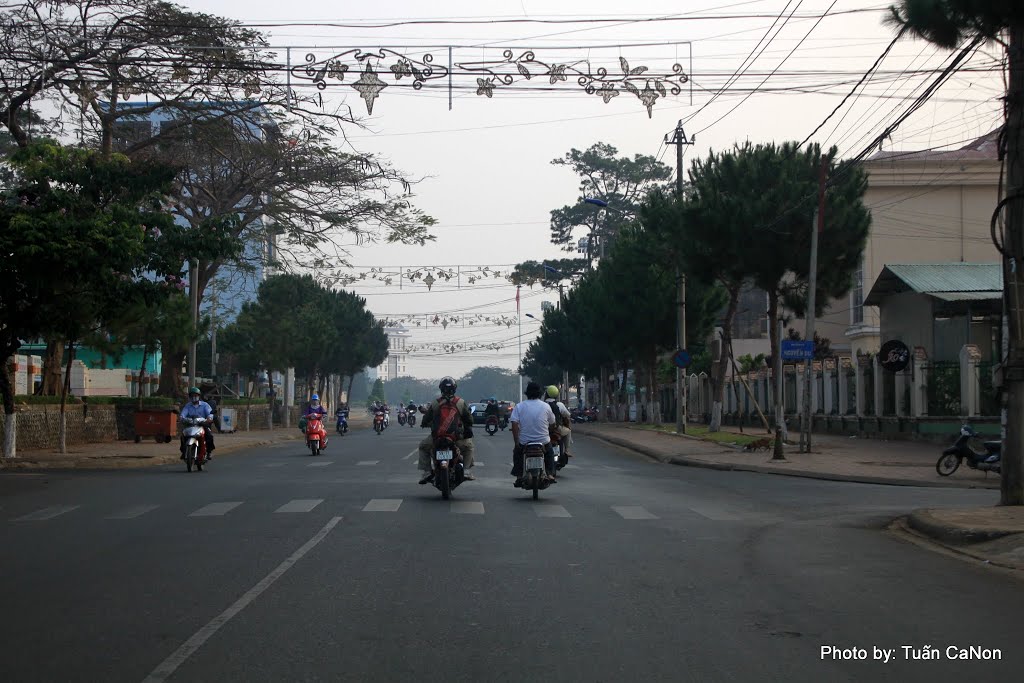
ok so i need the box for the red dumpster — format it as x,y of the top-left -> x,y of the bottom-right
134,410 -> 176,443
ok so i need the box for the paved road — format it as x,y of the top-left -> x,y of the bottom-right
0,425 -> 1020,682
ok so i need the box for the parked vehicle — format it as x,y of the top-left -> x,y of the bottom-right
485,414 -> 499,436
431,436 -> 467,500
521,443 -> 554,500
181,416 -> 209,472
305,415 -> 327,456
335,410 -> 349,436
936,425 -> 1001,476
373,409 -> 386,435
469,402 -> 488,425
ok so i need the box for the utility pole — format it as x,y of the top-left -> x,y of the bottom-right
800,156 -> 827,453
559,283 -> 569,403
665,120 -> 694,433
210,290 -> 218,381
517,285 -> 523,399
187,259 -> 199,392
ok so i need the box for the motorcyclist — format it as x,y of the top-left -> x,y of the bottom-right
545,385 -> 573,459
418,376 -> 475,484
335,403 -> 349,433
510,381 -> 557,486
179,387 -> 215,461
483,397 -> 500,419
406,400 -> 417,419
303,394 -> 328,449
382,402 -> 391,428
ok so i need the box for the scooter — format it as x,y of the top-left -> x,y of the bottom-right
373,409 -> 386,435
305,415 -> 327,456
431,436 -> 466,500
407,409 -> 417,427
552,433 -> 570,470
520,442 -> 554,500
397,410 -> 407,426
181,416 -> 209,472
485,414 -> 499,436
335,410 -> 349,436
936,425 -> 1001,476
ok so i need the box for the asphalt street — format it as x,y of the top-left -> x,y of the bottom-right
0,423 -> 1021,682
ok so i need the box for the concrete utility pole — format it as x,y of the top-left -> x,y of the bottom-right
517,285 -> 524,400
188,259 -> 199,392
1000,23 -> 1024,505
800,156 -> 827,453
665,120 -> 694,433
559,284 -> 569,402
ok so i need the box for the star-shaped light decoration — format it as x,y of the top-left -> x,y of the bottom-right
423,272 -> 436,290
638,81 -> 660,118
352,62 -> 388,114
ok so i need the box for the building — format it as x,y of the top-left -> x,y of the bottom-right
375,325 -> 410,381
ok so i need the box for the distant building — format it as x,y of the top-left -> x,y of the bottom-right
375,325 -> 410,381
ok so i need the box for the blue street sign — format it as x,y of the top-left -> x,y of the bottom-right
672,349 -> 691,369
781,340 -> 814,361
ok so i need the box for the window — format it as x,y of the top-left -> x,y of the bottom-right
851,260 -> 864,325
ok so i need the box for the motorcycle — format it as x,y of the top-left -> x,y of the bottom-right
407,409 -> 417,427
936,425 -> 1001,476
431,436 -> 466,500
335,410 -> 349,436
373,409 -> 386,435
305,414 -> 327,456
552,433 -> 569,470
499,414 -> 508,431
521,442 -> 554,500
181,416 -> 209,472
485,414 -> 499,436
397,410 -> 407,426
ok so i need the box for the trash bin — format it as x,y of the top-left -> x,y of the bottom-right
219,408 -> 237,433
134,410 -> 176,443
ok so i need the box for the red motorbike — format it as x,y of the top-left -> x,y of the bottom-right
181,416 -> 209,472
305,414 -> 327,456
373,409 -> 386,435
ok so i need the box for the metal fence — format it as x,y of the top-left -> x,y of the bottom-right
925,361 -> 961,416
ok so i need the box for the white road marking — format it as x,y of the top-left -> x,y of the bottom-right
534,504 -> 571,518
612,505 -> 659,520
189,502 -> 242,517
685,501 -> 744,521
141,516 -> 343,683
307,461 -> 333,467
14,505 -> 79,521
275,499 -> 323,514
356,460 -> 378,466
106,505 -> 160,520
450,501 -> 485,515
363,499 -> 402,512
403,449 -> 417,460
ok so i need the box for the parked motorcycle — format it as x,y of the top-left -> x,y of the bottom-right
305,415 -> 327,456
373,409 -> 386,435
936,425 -> 1001,476
335,410 -> 349,436
181,416 -> 209,472
397,410 -> 407,426
485,414 -> 499,436
521,442 -> 554,500
431,436 -> 467,500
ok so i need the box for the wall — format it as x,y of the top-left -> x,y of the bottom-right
879,292 -> 933,356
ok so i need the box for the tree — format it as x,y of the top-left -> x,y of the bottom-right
886,0 -> 1024,504
548,142 -> 672,261
367,378 -> 386,407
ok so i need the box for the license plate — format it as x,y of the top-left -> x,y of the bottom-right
525,456 -> 544,470
436,450 -> 453,461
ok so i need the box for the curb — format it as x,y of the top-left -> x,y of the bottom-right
583,430 -> 998,489
905,509 -> 1021,544
892,518 -> 1024,573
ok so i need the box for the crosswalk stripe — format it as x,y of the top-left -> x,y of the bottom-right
356,460 -> 378,466
534,504 -> 571,518
307,461 -> 333,467
685,501 -> 744,521
275,499 -> 323,513
107,505 -> 160,520
189,502 -> 242,517
14,505 -> 79,521
363,499 -> 402,512
450,501 -> 485,515
612,505 -> 659,520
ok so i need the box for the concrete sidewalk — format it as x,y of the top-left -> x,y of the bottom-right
577,422 -> 1023,572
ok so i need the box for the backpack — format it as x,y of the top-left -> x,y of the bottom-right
432,395 -> 465,441
546,398 -> 569,427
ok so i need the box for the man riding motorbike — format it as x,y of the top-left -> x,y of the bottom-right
179,387 -> 215,461
417,376 -> 475,484
302,394 -> 329,449
545,385 -> 573,459
510,381 -> 557,486
484,397 -> 500,420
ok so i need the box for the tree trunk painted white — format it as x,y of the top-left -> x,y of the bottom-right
710,401 -> 722,431
3,413 -> 16,458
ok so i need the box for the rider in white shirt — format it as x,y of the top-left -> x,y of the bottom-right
509,381 -> 557,486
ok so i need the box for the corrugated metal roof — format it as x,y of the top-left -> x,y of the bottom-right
930,290 -> 1002,302
864,263 -> 1002,306
884,263 -> 1002,292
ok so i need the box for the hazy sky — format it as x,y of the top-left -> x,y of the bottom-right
180,0 -> 1005,379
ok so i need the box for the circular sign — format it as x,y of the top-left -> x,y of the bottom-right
879,340 -> 910,373
672,349 -> 691,369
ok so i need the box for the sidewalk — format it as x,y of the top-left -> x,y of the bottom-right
577,422 -> 1023,572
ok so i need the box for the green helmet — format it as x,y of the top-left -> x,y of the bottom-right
188,387 -> 201,395
546,385 -> 559,399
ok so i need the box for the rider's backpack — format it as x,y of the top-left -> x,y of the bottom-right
432,396 -> 465,441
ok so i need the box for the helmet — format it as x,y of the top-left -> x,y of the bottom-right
439,376 -> 457,398
311,394 -> 319,401
188,387 -> 200,395
525,381 -> 543,399
546,385 -> 559,399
